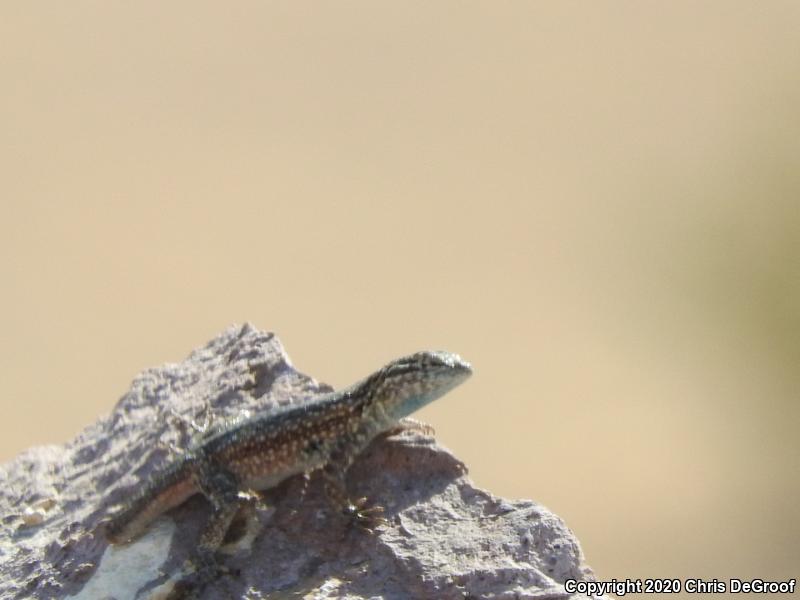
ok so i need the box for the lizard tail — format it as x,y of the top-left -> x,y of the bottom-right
102,457 -> 197,544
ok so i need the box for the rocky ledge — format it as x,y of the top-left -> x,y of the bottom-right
0,325 -> 599,599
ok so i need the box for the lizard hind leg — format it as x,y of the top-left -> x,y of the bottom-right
166,462 -> 248,597
164,396 -> 217,439
164,494 -> 257,600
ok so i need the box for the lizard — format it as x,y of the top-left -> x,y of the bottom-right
102,350 -> 472,596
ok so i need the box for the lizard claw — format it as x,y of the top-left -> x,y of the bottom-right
343,497 -> 389,531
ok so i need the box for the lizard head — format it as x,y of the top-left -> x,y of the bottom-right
366,350 -> 472,421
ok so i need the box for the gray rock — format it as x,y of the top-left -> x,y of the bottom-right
0,324 -> 599,599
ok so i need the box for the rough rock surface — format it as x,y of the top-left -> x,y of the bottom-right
0,325 -> 599,599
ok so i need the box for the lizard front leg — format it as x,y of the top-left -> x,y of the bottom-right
378,417 -> 435,439
321,439 -> 388,531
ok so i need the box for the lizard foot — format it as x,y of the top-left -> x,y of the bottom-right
343,496 -> 388,532
161,554 -> 230,600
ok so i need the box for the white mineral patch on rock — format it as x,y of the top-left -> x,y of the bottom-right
67,519 -> 175,600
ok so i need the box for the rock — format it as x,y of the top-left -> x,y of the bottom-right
0,324 -> 600,599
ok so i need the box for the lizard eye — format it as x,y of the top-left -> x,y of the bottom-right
417,351 -> 472,373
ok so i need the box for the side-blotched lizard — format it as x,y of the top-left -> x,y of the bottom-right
103,350 -> 472,595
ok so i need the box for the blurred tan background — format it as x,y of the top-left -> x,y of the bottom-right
2,2 -> 798,595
